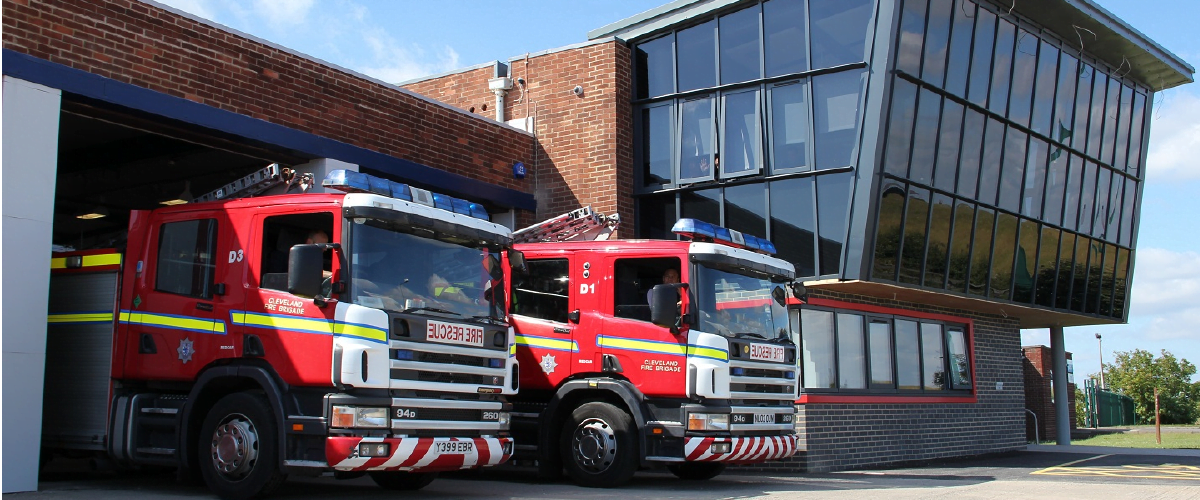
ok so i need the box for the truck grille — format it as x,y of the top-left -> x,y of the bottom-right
413,351 -> 491,368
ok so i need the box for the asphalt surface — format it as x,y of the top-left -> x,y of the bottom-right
11,447 -> 1200,499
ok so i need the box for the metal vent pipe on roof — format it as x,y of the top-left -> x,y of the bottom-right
488,77 -> 513,122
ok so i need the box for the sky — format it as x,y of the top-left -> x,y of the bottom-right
151,0 -> 1200,382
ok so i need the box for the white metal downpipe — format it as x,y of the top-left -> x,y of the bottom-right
488,77 -> 513,123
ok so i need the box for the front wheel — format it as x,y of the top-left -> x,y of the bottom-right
368,471 -> 437,490
198,393 -> 286,500
559,402 -> 638,488
668,462 -> 725,480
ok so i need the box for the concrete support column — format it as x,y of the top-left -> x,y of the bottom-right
1050,326 -> 1071,445
2,76 -> 63,493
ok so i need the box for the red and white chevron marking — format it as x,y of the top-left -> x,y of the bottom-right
326,436 -> 513,472
684,434 -> 799,463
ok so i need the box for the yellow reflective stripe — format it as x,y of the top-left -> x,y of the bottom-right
597,335 -> 686,356
687,345 -> 729,361
50,253 -> 122,269
514,334 -> 578,352
48,312 -> 115,323
120,310 -> 226,334
331,322 -> 387,343
231,311 -> 386,344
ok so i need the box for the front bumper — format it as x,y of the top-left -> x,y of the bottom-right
326,436 -> 513,472
684,434 -> 799,463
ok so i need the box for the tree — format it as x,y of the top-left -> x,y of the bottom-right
1103,349 -> 1200,425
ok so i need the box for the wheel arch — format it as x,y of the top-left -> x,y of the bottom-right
179,361 -> 291,473
539,378 -> 649,467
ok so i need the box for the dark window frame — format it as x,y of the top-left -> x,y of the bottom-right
154,218 -> 219,300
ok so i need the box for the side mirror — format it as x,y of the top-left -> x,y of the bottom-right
790,282 -> 809,303
288,244 -> 324,298
649,284 -> 683,331
508,249 -> 528,274
485,254 -> 504,280
771,285 -> 787,306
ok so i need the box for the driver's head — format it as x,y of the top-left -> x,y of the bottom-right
662,268 -> 680,284
306,229 -> 329,244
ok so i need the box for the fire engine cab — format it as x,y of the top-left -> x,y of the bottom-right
43,167 -> 518,499
506,211 -> 800,486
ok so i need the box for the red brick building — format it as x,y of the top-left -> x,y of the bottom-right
1023,345 -> 1077,442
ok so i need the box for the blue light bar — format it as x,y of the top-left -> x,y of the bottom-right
467,202 -> 490,221
431,192 -> 454,211
388,181 -> 412,201
671,218 -> 716,239
322,169 -> 370,192
367,176 -> 392,196
671,217 -> 777,255
321,170 -> 491,221
450,197 -> 472,216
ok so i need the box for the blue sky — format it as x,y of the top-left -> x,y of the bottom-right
152,0 -> 1199,381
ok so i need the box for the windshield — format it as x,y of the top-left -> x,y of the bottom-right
692,263 -> 790,342
349,218 -> 504,322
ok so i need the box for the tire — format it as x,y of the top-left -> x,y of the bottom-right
559,402 -> 638,488
368,471 -> 438,490
198,393 -> 286,500
667,462 -> 725,481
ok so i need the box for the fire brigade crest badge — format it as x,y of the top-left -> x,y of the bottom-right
177,338 -> 194,364
539,354 -> 557,374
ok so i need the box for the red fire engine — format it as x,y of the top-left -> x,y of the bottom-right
505,210 -> 801,486
43,167 -> 518,499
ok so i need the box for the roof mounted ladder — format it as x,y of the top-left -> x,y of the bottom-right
512,206 -> 621,243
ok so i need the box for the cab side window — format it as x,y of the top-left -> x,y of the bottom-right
155,219 -> 218,299
258,212 -> 334,291
511,259 -> 569,323
613,257 -> 681,322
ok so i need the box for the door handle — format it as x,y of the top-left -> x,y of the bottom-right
195,302 -> 214,312
567,310 -> 581,323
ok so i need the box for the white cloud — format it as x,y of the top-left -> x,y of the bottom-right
251,0 -> 314,29
354,27 -> 461,83
1125,247 -> 1200,341
1145,90 -> 1200,181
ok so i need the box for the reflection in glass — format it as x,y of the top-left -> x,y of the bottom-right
817,172 -> 853,276
771,81 -> 810,172
957,109 -> 985,199
1092,168 -> 1111,240
872,179 -> 906,281
969,207 -> 994,296
884,79 -> 919,177
921,323 -> 945,391
680,188 -> 720,224
1009,29 -> 1038,127
991,213 -> 1018,300
945,0 -> 975,96
869,321 -> 894,387
637,194 -> 676,240
926,194 -> 953,289
813,69 -> 865,169
1128,93 -> 1147,177
641,105 -> 673,186
1102,78 -> 1121,164
1100,243 -> 1117,316
999,128 -> 1027,213
1053,53 -> 1079,146
679,97 -> 716,182
899,185 -> 931,285
1070,236 -> 1090,312
1119,177 -> 1137,247
1063,155 -> 1085,231
978,118 -> 1005,206
1078,161 -> 1098,235
946,328 -> 972,389
1105,177 -> 1122,243
921,0 -> 953,87
935,100 -> 964,193
1013,218 -> 1038,303
988,20 -> 1016,116
1055,232 -> 1076,310
911,88 -> 941,185
1022,138 -> 1047,219
1114,85 -> 1133,172
1031,41 -> 1058,137
967,9 -> 996,107
1086,71 -> 1107,158
764,0 -> 807,77
771,177 -> 817,277
720,6 -> 762,84
837,313 -> 866,389
896,0 -> 928,76
895,320 -> 921,390
677,20 -> 717,92
721,90 -> 762,177
1044,145 -> 1069,226
635,35 -> 674,99
724,182 -> 766,238
947,200 -> 974,292
1035,226 -> 1060,307
1113,248 -> 1130,318
1085,241 -> 1104,313
1072,64 -> 1094,152
801,309 -> 836,389
809,0 -> 872,69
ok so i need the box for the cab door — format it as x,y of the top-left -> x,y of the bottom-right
510,256 -> 577,390
597,255 -> 688,398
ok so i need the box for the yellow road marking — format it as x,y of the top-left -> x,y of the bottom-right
1032,455 -> 1200,480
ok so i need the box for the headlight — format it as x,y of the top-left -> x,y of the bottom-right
331,405 -> 389,429
497,412 -> 511,426
687,413 -> 729,431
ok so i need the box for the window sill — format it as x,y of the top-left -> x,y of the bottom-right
796,394 -> 977,404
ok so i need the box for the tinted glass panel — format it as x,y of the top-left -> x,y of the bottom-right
1114,85 -> 1133,172
636,36 -> 674,99
957,109 -> 984,198
969,207 -> 994,296
895,320 -> 921,390
1100,243 -> 1117,316
946,328 -> 972,389
872,179 -> 906,281
1092,167 -> 1111,239
1063,155 -> 1085,231
771,81 -> 810,172
1053,53 -> 1078,146
721,90 -> 763,177
771,177 -> 817,277
1072,64 -> 1094,152
1127,93 -> 1147,177
999,128 -> 1026,213
638,194 -> 677,240
1101,77 -> 1121,164
899,185 -> 930,285
896,0 -> 927,76
1008,29 -> 1037,127
156,219 -> 217,298
1119,177 -> 1137,247
837,313 -> 867,389
1086,71 -> 1107,158
1055,232 -> 1076,310
720,6 -> 761,84
1070,236 -> 1090,312
801,309 -> 836,389
1085,240 -> 1104,313
884,79 -> 919,177
1113,248 -> 1130,317
813,69 -> 865,169
910,88 -> 941,185
681,188 -> 721,225
817,172 -> 853,276
978,117 -> 1005,206
809,0 -> 872,69
926,194 -> 953,289
921,0 -> 953,87
934,99 -> 964,192
641,105 -> 673,186
764,0 -> 807,77
511,259 -> 570,323
947,200 -> 974,292
677,21 -> 717,92
869,321 -> 894,387
1031,41 -> 1058,137
1013,218 -> 1038,303
966,10 -> 995,106
1035,226 -> 1060,307
724,182 -> 766,238
1023,138 -> 1048,219
1105,175 -> 1123,243
920,323 -> 945,391
991,212 -> 1017,300
988,20 -> 1016,116
679,97 -> 716,182
1044,145 -> 1069,226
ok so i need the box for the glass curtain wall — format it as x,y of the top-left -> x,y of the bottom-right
873,0 -> 1148,320
633,0 -> 875,280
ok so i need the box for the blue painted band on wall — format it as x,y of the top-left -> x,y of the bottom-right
2,49 -> 536,211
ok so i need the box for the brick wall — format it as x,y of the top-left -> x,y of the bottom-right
2,0 -> 534,205
402,42 -> 634,234
739,289 -> 1028,473
1022,345 -> 1077,441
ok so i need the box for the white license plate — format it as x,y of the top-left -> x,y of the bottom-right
434,441 -> 475,454
748,344 -> 786,362
753,413 -> 775,424
426,320 -> 485,347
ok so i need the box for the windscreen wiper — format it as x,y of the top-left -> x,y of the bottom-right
402,306 -> 460,316
470,315 -> 509,326
733,332 -> 767,339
